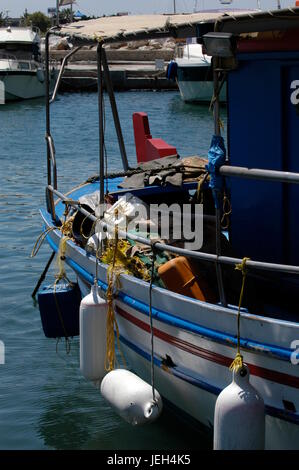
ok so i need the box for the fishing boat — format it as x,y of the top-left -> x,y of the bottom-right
36,9 -> 299,449
0,25 -> 56,103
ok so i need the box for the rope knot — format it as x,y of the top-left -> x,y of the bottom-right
235,257 -> 250,276
229,256 -> 250,375
229,352 -> 244,372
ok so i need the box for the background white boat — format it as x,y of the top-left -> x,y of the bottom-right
175,41 -> 226,103
0,26 -> 56,103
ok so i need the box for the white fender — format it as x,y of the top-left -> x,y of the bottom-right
100,369 -> 163,425
36,69 -> 45,83
214,364 -> 265,450
80,284 -> 107,382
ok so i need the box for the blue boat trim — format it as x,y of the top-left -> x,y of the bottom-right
119,333 -> 299,426
43,210 -> 296,363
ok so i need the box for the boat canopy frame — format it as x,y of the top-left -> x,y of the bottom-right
52,8 -> 299,46
44,7 -> 299,306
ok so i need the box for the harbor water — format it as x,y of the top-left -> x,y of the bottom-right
0,91 -> 226,450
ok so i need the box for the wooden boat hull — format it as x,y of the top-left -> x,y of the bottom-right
41,189 -> 299,449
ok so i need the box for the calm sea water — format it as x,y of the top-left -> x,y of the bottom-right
0,91 -> 226,450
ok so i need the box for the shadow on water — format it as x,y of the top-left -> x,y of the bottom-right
0,96 -> 45,113
168,93 -> 212,118
37,381 -> 212,450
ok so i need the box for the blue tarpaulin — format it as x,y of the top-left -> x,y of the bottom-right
206,134 -> 226,208
74,10 -> 85,19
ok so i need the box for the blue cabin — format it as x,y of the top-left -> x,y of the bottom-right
227,38 -> 299,266
196,17 -> 299,311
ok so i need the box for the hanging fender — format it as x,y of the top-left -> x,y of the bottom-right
100,369 -> 163,425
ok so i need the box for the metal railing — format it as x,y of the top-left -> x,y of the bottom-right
47,179 -> 299,277
43,28 -> 299,298
50,46 -> 81,104
0,54 -> 41,72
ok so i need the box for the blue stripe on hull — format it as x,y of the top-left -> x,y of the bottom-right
119,333 -> 299,426
43,224 -> 296,364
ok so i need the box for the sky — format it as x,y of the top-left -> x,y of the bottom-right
0,0 -> 296,18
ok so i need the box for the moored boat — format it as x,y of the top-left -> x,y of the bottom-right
0,26 -> 56,103
35,9 -> 299,449
173,40 -> 223,103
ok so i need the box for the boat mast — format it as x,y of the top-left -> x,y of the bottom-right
56,0 -> 60,26
173,0 -> 176,14
97,43 -> 105,205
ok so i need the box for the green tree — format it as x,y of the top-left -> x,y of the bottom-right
59,8 -> 72,23
23,11 -> 51,33
0,11 -> 5,26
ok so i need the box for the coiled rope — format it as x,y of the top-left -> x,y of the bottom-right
31,227 -> 56,258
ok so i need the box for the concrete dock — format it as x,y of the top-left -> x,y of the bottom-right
50,49 -> 178,92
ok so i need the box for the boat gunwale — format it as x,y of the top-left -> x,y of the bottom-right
40,207 -> 299,364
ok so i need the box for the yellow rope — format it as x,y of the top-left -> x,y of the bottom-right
104,212 -> 127,372
60,215 -> 75,238
229,257 -> 250,372
195,172 -> 209,204
31,216 -> 74,259
221,192 -> 232,230
31,227 -> 56,258
56,235 -> 71,283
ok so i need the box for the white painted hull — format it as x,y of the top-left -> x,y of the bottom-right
42,209 -> 299,450
0,70 -> 55,103
175,43 -> 226,103
178,79 -> 226,104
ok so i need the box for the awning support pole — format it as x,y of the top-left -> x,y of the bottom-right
50,46 -> 82,104
102,48 -> 129,171
45,31 -> 51,187
213,56 -> 227,307
45,30 -> 57,221
97,43 -> 105,205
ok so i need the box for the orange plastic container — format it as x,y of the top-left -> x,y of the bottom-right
158,256 -> 216,302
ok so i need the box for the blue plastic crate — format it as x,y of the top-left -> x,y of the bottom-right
38,282 -> 81,338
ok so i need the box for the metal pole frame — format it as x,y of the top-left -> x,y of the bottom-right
45,29 -> 60,221
50,46 -> 82,104
48,184 -> 299,277
97,43 -> 105,205
56,0 -> 60,27
212,55 -> 227,307
45,30 -> 55,219
45,30 -> 51,187
102,48 -> 129,171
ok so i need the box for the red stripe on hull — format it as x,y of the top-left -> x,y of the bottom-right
116,305 -> 299,390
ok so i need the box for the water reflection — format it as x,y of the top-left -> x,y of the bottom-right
37,381 -> 212,450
